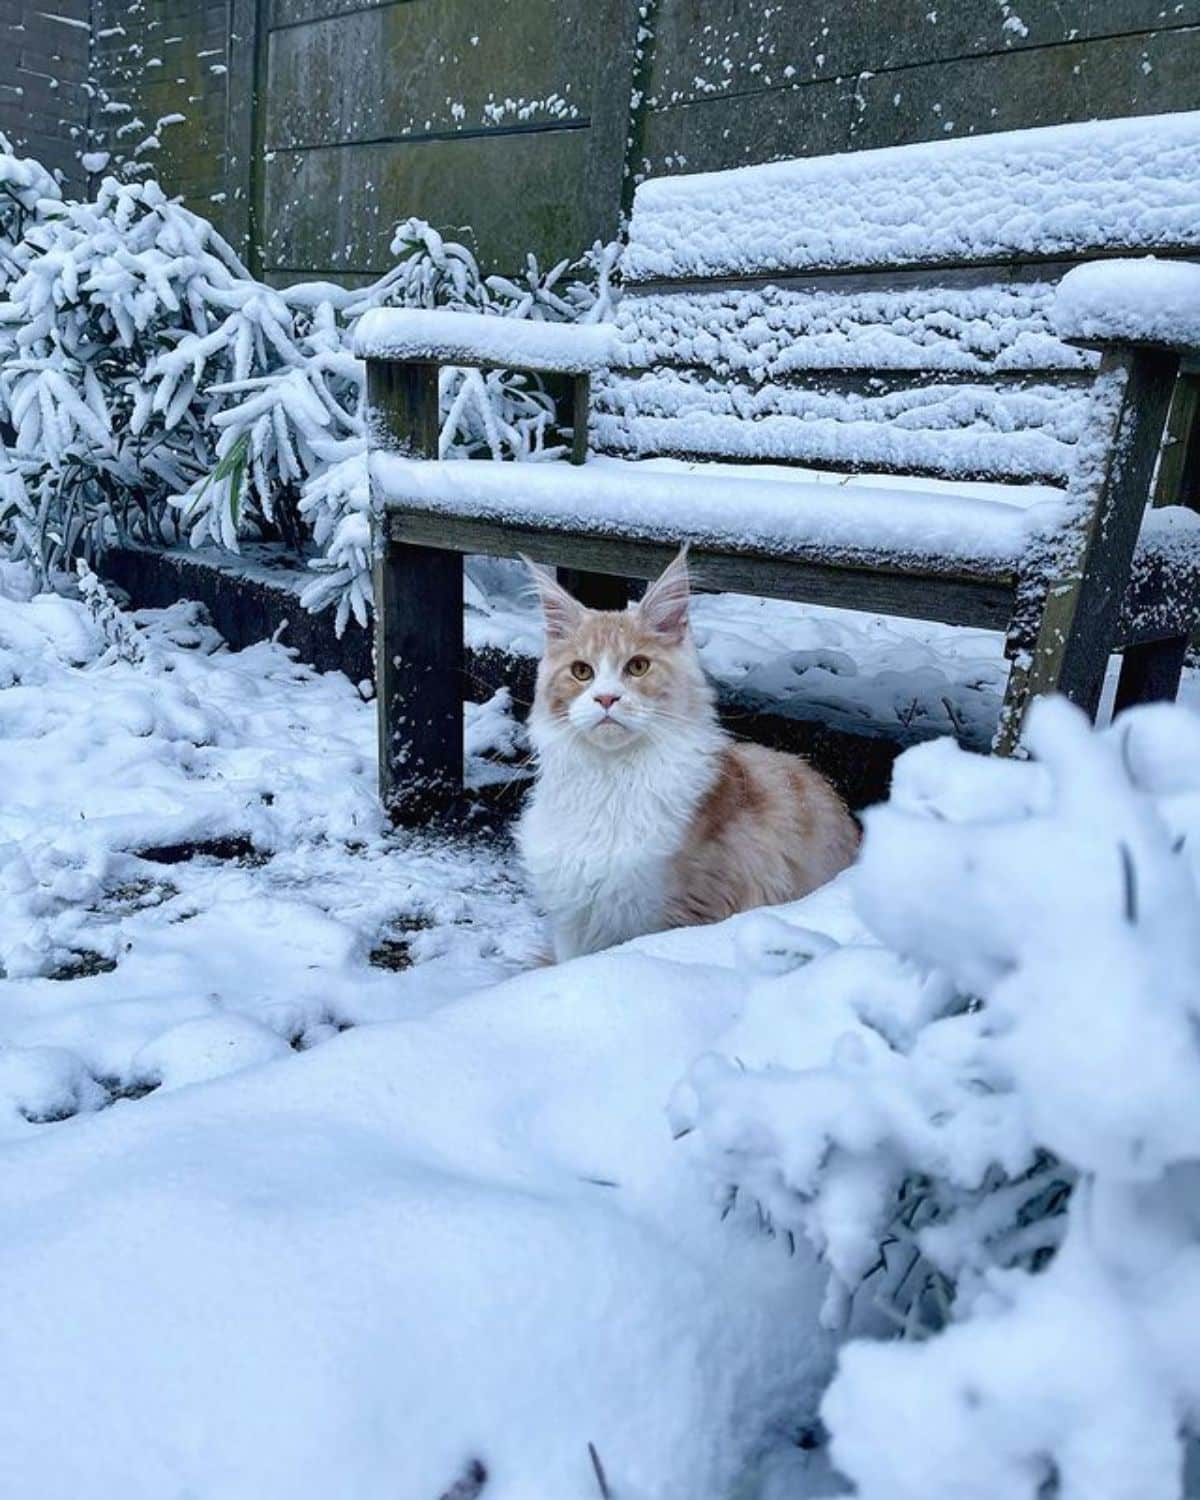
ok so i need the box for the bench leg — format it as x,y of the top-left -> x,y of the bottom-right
1113,635 -> 1189,715
993,347 -> 1180,755
994,629 -> 1110,756
374,538 -> 464,822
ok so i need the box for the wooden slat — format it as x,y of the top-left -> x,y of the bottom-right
995,347 -> 1181,751
600,270 -> 1094,482
625,247 -> 1200,298
606,366 -> 1096,391
385,505 -> 1017,629
1154,370 -> 1200,511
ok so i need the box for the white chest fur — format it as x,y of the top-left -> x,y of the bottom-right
516,727 -> 722,961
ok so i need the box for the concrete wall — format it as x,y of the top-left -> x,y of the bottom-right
0,0 -> 91,189
89,0 -> 245,246
257,0 -> 638,284
5,1 -> 1200,277
637,0 -> 1200,175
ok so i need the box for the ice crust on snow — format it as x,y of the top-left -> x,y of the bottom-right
353,307 -> 620,373
1053,256 -> 1200,350
624,111 -> 1200,282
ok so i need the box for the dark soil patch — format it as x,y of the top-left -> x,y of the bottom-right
368,938 -> 416,972
135,835 -> 270,867
368,913 -> 434,972
99,1078 -> 161,1106
46,950 -> 118,981
91,877 -> 178,915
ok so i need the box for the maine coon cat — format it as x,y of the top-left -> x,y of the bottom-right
515,549 -> 860,962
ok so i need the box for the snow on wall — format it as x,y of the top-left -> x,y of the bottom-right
624,111 -> 1200,282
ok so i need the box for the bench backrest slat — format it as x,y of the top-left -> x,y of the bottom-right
597,113 -> 1200,487
624,112 -> 1200,284
596,278 -> 1094,483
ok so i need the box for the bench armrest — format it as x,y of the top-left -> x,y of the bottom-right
1053,258 -> 1200,356
353,307 -> 619,376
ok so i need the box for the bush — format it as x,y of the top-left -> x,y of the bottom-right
0,140 -> 617,632
671,698 -> 1200,1498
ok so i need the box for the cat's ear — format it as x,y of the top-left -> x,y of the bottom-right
522,556 -> 585,642
638,546 -> 691,642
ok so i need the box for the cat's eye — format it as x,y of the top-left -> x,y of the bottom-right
625,655 -> 651,677
569,660 -> 594,682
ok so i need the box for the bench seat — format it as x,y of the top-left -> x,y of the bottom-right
374,452 -> 1200,639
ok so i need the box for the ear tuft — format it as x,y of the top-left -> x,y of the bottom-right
521,555 -> 585,643
638,545 -> 691,642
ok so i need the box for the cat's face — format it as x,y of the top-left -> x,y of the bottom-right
527,550 -> 711,753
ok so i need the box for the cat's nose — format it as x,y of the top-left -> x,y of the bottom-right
594,692 -> 621,711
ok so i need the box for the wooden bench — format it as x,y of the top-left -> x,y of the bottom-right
358,111 -> 1200,818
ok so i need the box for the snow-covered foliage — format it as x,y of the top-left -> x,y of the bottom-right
671,697 -> 1200,1498
0,176 -> 293,580
0,142 -> 616,631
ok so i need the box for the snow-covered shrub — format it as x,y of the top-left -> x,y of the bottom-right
187,218 -> 616,632
670,698 -> 1200,1498
0,148 -> 617,631
0,176 -> 294,581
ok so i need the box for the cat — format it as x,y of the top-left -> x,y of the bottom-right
515,548 -> 860,962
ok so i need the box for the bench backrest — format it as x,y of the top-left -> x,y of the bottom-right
594,112 -> 1200,487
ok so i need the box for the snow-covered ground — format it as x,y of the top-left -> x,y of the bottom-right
4,559 -> 1200,1498
0,560 -> 840,1499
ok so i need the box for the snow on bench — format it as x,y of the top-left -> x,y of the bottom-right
363,110 -> 1200,812
1054,258 -> 1200,350
624,111 -> 1200,282
372,451 -> 1061,578
353,307 -> 619,374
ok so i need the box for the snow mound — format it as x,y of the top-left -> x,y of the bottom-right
0,949 -> 835,1500
1053,256 -> 1200,350
132,1013 -> 292,1091
672,697 -> 1200,1498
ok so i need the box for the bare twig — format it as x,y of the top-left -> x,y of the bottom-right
588,1442 -> 612,1499
436,1458 -> 487,1500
